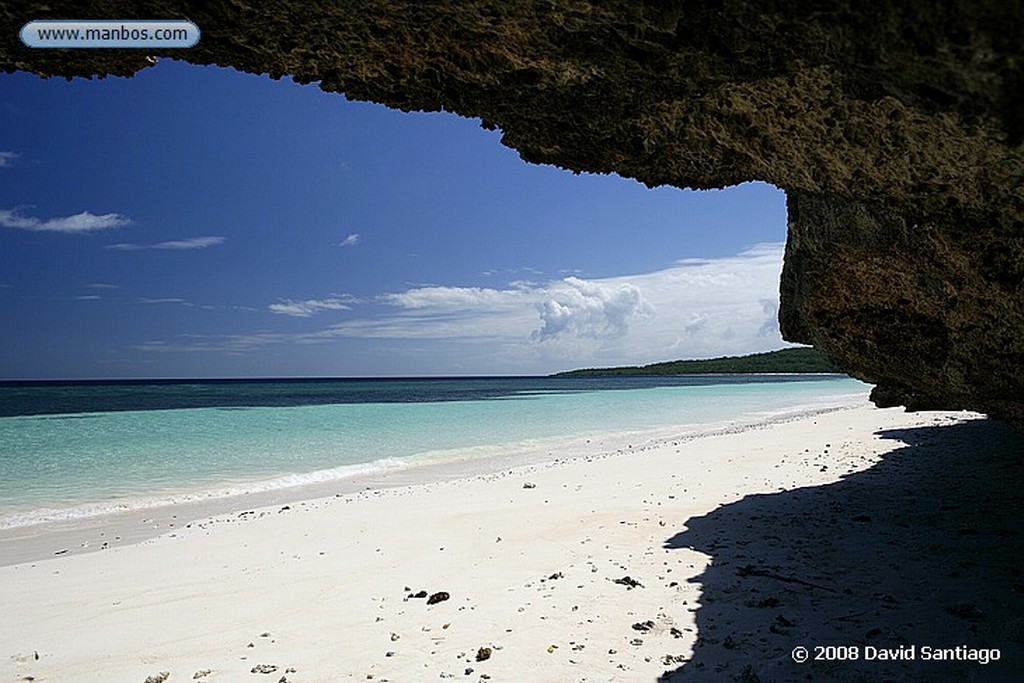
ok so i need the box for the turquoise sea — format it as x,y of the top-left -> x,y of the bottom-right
0,375 -> 868,529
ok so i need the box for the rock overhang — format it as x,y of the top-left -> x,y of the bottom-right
2,1 -> 1021,428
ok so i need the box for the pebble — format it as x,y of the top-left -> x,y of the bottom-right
250,664 -> 278,674
427,591 -> 450,605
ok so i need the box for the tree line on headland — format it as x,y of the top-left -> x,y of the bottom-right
553,346 -> 842,376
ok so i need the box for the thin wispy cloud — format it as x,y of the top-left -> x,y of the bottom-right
139,297 -> 191,305
0,209 -> 130,233
269,295 -> 358,317
87,283 -> 119,289
0,151 -> 19,168
134,332 -> 289,354
74,295 -> 101,301
107,236 -> 226,251
338,233 -> 360,247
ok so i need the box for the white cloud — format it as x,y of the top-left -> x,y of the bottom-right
147,244 -> 791,374
107,236 -> 225,251
0,208 -> 130,233
0,152 -> 19,168
139,297 -> 190,305
134,332 -> 288,354
306,242 -> 790,371
87,283 -> 119,289
269,296 -> 358,317
533,277 -> 650,341
338,233 -> 360,247
383,286 -> 527,311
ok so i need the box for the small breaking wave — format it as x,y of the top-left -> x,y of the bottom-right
0,456 -> 409,531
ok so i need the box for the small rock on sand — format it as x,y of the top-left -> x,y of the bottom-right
613,576 -> 643,589
250,664 -> 278,674
143,673 -> 169,683
427,591 -> 450,605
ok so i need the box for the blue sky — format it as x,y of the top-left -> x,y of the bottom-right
1,59 -> 790,378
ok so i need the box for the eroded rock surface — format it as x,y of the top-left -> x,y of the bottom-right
2,1 -> 1021,426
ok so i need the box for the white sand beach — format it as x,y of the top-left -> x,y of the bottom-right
2,402 -> 1021,682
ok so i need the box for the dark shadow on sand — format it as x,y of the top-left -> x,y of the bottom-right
660,417 -> 1023,682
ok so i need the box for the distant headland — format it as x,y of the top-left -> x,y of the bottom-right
552,346 -> 841,377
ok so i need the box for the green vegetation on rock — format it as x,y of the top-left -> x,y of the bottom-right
553,347 -> 841,376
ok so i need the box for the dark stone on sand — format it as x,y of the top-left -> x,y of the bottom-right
427,591 -> 450,605
408,590 -> 428,599
475,646 -> 492,661
250,664 -> 278,674
632,620 -> 655,632
143,674 -> 170,683
613,576 -> 643,589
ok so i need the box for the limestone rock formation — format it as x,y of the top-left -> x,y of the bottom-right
2,1 -> 1021,427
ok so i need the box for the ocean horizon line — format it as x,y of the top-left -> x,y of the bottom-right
0,371 -> 849,386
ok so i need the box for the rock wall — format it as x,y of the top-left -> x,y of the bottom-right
3,1 -> 1022,427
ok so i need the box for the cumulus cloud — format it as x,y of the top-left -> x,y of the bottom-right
758,298 -> 780,337
684,312 -> 710,335
362,243 -> 785,368
338,233 -> 360,247
269,296 -> 358,317
107,236 -> 226,251
0,208 -> 130,233
0,152 -> 19,168
533,277 -> 650,341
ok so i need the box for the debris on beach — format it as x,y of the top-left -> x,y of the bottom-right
522,482 -> 537,489
613,576 -> 643,589
143,673 -> 169,683
250,663 -> 278,674
475,646 -> 492,661
427,591 -> 450,605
